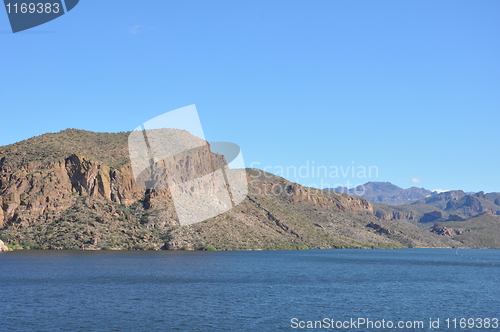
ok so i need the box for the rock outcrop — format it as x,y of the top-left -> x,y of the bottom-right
366,222 -> 397,235
431,225 -> 465,236
0,239 -> 9,251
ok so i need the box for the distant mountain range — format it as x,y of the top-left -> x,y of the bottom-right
371,189 -> 500,248
328,182 -> 500,245
328,182 -> 438,205
328,181 -> 500,217
373,189 -> 500,221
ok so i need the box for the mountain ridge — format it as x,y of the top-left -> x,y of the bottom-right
329,181 -> 437,205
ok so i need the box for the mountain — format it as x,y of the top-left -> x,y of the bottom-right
371,189 -> 500,240
410,190 -> 500,218
0,129 -> 498,250
329,182 -> 435,205
330,182 -> 500,223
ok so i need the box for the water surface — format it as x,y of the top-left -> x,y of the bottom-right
1,248 -> 499,331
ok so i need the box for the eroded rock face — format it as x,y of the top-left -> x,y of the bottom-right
0,154 -> 145,228
65,155 -> 144,205
1,160 -> 73,227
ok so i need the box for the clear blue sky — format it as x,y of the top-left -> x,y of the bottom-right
1,0 -> 499,193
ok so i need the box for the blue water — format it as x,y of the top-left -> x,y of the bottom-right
0,248 -> 499,331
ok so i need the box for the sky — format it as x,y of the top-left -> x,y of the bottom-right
1,0 -> 499,193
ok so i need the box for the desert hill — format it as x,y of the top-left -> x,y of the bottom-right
0,129 -> 498,250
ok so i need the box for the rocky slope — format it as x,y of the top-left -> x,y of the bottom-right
431,213 -> 500,248
0,129 -> 497,250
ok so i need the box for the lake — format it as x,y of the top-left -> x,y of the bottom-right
1,248 -> 499,331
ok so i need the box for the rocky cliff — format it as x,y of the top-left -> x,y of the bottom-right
0,154 -> 144,229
